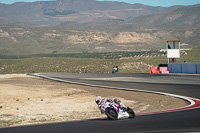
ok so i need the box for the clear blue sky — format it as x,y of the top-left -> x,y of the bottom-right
1,0 -> 200,7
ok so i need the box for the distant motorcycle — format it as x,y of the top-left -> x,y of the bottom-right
100,101 -> 135,120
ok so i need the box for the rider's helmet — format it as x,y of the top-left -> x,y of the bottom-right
95,96 -> 102,105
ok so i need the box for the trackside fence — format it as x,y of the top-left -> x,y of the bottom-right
168,63 -> 200,74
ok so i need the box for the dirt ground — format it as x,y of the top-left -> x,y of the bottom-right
0,74 -> 189,127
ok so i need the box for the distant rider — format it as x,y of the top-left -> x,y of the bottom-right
116,65 -> 119,72
112,67 -> 117,73
95,96 -> 127,114
112,65 -> 119,73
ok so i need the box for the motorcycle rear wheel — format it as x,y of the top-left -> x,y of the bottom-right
105,108 -> 118,120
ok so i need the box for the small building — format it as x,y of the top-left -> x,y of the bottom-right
165,40 -> 180,63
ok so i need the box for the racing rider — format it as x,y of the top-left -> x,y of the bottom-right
95,96 -> 127,113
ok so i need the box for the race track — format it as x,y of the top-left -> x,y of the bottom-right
1,73 -> 200,133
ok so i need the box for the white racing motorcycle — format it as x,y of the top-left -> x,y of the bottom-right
100,101 -> 135,120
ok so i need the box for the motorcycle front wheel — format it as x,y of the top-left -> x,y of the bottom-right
126,107 -> 135,119
105,108 -> 118,120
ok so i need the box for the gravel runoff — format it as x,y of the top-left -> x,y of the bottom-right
0,74 -> 189,127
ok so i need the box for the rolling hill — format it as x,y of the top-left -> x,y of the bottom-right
0,0 -> 181,26
0,0 -> 199,56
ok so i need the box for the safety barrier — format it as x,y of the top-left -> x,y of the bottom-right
159,67 -> 169,74
168,63 -> 200,74
150,67 -> 170,74
150,67 -> 160,74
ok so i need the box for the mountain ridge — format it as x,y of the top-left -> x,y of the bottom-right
0,0 -> 199,56
0,0 -> 182,26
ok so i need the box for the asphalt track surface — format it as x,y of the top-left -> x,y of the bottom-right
1,73 -> 200,133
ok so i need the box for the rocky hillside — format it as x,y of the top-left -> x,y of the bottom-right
0,26 -> 197,56
0,1 -> 199,56
131,4 -> 200,29
0,0 -> 181,26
